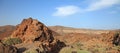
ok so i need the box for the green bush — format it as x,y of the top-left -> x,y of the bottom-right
2,37 -> 22,45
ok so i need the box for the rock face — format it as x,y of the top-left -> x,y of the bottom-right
0,42 -> 17,53
11,18 -> 54,43
11,18 -> 65,53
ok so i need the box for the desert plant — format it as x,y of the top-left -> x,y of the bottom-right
112,45 -> 120,51
2,37 -> 22,45
71,42 -> 84,50
76,42 -> 84,49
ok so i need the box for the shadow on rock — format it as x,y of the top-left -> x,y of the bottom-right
49,40 -> 66,53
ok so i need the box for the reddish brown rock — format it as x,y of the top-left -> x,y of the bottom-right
11,18 -> 54,43
11,18 -> 65,53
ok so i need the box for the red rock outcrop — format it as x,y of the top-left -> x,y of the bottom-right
11,18 -> 54,43
11,18 -> 65,53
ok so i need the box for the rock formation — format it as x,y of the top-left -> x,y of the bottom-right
11,18 -> 54,43
11,18 -> 65,53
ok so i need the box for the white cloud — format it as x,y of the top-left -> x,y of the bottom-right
52,5 -> 80,16
52,0 -> 120,17
86,0 -> 120,11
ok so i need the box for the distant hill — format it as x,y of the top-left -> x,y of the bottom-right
0,25 -> 15,39
48,25 -> 113,35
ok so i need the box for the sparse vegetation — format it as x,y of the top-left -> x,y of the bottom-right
73,42 -> 84,50
90,47 -> 106,53
112,45 -> 120,52
2,37 -> 22,45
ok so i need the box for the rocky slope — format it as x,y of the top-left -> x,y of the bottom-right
49,26 -> 120,53
0,42 -> 17,53
51,26 -> 120,45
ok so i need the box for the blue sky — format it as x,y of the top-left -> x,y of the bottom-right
0,0 -> 120,29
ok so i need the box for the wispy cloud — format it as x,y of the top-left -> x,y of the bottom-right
86,0 -> 120,11
52,5 -> 80,16
52,0 -> 120,17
